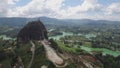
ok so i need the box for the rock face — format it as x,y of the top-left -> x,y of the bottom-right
17,20 -> 48,43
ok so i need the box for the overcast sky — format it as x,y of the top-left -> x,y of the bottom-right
0,0 -> 120,21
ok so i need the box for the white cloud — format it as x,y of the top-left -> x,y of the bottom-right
8,0 -> 102,18
0,0 -> 9,16
0,0 -> 119,21
58,0 -> 103,18
0,0 -> 20,17
8,0 -> 64,17
8,0 -> 20,4
106,3 -> 120,15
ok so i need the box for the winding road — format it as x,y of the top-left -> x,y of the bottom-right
27,41 -> 35,68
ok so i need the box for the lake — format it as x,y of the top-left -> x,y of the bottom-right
80,46 -> 120,57
0,34 -> 119,57
0,35 -> 16,40
49,31 -> 120,57
49,31 -> 96,40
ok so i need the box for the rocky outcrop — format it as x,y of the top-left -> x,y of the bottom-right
17,20 -> 48,43
41,40 -> 66,67
16,20 -> 103,68
57,52 -> 103,68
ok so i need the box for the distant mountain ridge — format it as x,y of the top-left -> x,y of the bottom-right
0,17 -> 120,27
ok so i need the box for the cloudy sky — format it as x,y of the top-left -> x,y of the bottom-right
0,0 -> 120,21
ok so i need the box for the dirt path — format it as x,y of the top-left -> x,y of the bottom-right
41,40 -> 64,66
27,41 -> 35,68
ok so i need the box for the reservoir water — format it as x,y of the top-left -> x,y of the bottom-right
49,31 -> 120,57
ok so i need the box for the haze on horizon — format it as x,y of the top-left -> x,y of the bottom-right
0,0 -> 120,21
